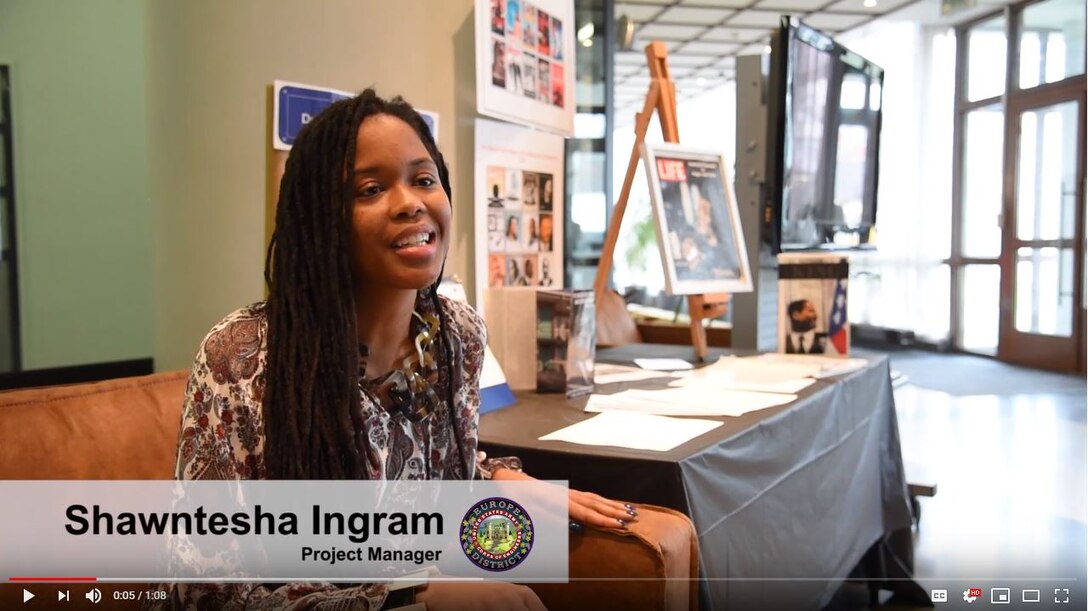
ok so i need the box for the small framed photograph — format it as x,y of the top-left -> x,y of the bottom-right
640,143 -> 753,295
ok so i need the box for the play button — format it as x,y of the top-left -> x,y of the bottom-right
23,589 -> 34,603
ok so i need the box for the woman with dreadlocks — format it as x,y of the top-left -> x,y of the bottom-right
169,89 -> 636,610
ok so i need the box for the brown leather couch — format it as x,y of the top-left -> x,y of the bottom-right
0,371 -> 699,610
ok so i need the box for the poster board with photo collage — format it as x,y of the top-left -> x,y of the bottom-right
474,118 -> 564,309
476,0 -> 575,136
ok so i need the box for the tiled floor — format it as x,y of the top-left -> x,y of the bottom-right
850,348 -> 1086,609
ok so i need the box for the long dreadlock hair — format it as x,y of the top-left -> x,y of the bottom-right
263,88 -> 458,480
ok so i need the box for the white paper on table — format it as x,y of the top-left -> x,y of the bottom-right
746,353 -> 868,378
810,359 -> 869,378
594,363 -> 674,385
633,358 -> 694,371
585,387 -> 795,417
669,356 -> 819,394
669,375 -> 815,395
538,411 -> 723,452
585,392 -> 690,415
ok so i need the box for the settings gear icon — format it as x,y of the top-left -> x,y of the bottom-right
963,589 -> 979,603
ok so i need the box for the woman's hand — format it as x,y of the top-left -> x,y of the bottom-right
568,489 -> 638,530
491,468 -> 639,530
415,582 -> 546,611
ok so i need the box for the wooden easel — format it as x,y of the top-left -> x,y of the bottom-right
593,42 -> 729,361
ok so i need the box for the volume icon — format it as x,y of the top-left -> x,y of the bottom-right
85,588 -> 102,604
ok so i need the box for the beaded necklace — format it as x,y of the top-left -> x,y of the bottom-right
358,309 -> 442,422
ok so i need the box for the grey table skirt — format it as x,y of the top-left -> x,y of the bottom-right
480,344 -> 925,609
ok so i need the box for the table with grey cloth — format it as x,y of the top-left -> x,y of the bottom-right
479,344 -> 926,610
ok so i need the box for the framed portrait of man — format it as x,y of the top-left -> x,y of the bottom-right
777,253 -> 850,356
640,143 -> 753,296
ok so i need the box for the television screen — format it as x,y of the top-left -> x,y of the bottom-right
766,17 -> 884,252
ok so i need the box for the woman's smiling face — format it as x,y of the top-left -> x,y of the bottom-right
349,114 -> 451,292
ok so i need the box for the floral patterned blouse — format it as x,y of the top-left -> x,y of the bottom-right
165,295 -> 520,610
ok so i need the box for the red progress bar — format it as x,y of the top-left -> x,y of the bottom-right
9,577 -> 98,582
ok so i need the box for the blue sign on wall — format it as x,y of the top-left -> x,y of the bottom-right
274,82 -> 352,150
273,80 -> 440,150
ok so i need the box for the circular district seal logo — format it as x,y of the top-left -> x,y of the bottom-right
460,497 -> 534,571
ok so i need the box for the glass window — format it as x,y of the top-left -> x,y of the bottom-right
574,113 -> 606,139
564,0 -> 610,289
1016,100 -> 1079,241
840,73 -> 868,110
960,264 -> 1001,353
1015,246 -> 1074,336
919,264 -> 952,342
833,123 -> 870,227
961,106 -> 1004,258
1018,0 -> 1086,89
967,15 -> 1007,101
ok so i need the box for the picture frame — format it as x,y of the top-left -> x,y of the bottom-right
474,118 -> 565,308
640,142 -> 753,296
475,0 -> 574,136
777,253 -> 850,356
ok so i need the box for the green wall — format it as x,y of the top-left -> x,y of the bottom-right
0,0 -> 153,369
0,0 -> 480,372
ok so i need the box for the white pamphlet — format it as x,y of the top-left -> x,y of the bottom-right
539,411 -> 723,452
633,358 -> 694,371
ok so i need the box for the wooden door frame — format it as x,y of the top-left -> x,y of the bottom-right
996,81 -> 1086,372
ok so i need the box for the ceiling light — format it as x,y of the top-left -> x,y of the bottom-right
581,38 -> 593,47
617,15 -> 635,51
577,22 -> 595,42
863,0 -> 877,6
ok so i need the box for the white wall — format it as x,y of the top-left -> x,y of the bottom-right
147,0 -> 478,370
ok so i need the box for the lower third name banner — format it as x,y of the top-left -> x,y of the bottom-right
1,480 -> 568,582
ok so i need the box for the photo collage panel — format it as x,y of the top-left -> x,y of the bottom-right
485,165 -> 558,288
489,0 -> 565,108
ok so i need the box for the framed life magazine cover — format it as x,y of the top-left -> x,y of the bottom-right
640,143 -> 752,296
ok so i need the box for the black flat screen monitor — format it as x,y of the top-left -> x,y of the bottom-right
765,17 -> 884,252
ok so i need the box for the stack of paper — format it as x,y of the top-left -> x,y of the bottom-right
593,363 -> 674,385
585,387 -> 795,417
576,353 -> 868,424
668,356 -> 819,394
539,411 -> 723,452
745,353 -> 868,378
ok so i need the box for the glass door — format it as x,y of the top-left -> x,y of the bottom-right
953,13 -> 1007,355
954,0 -> 1086,370
998,94 -> 1085,370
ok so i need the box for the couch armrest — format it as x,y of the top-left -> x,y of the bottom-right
0,371 -> 189,480
530,503 -> 698,611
